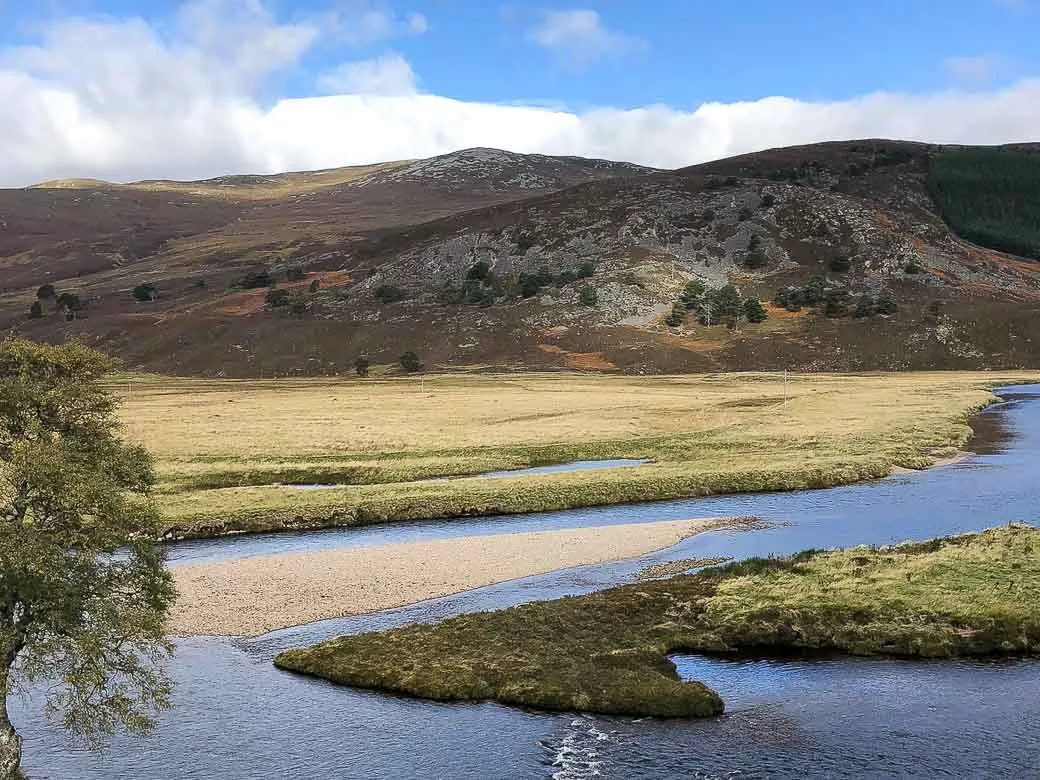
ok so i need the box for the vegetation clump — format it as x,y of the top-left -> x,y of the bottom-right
133,283 -> 158,302
927,147 -> 1040,259
275,525 -> 1040,718
743,235 -> 769,269
0,339 -> 175,775
235,268 -> 273,289
373,284 -> 407,304
265,288 -> 290,309
666,280 -> 768,329
399,351 -> 422,373
774,277 -> 897,318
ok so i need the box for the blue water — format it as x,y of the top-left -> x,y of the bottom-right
15,386 -> 1040,779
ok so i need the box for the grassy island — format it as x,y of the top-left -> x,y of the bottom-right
274,524 -> 1040,718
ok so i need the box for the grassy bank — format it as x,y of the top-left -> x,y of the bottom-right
274,524 -> 1040,718
112,371 -> 1040,539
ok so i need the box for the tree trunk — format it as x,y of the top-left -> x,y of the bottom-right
0,634 -> 23,780
0,685 -> 20,780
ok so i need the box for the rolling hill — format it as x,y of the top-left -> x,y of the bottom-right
2,141 -> 1039,376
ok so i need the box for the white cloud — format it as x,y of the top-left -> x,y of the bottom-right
944,55 -> 1002,84
319,53 -> 417,95
1,3 -> 1040,186
406,12 -> 428,35
529,9 -> 645,69
327,2 -> 430,46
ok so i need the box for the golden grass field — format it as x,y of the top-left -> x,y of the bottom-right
114,371 -> 1040,538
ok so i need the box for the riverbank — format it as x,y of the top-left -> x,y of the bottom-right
168,517 -> 743,636
114,371 -> 1040,540
274,524 -> 1040,718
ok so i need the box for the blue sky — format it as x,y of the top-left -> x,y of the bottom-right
0,0 -> 1038,185
3,0 -> 1036,106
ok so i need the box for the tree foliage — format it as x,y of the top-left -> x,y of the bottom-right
0,339 -> 174,776
927,147 -> 1040,260
743,297 -> 768,323
399,351 -> 422,373
743,235 -> 769,269
373,284 -> 407,304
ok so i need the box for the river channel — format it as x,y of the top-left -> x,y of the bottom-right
17,386 -> 1040,779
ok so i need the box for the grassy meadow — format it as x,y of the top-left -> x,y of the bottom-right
113,371 -> 1040,538
274,524 -> 1040,718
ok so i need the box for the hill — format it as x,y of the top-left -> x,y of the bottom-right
2,141 -> 1039,375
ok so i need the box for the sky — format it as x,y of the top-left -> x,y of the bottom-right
0,0 -> 1038,186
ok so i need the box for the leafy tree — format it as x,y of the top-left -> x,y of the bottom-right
0,339 -> 174,777
875,290 -> 899,315
466,261 -> 491,282
681,280 -> 707,308
461,279 -> 494,306
664,303 -> 686,328
576,261 -> 596,279
373,285 -> 406,304
829,255 -> 852,273
132,284 -> 157,302
773,287 -> 804,312
853,294 -> 876,318
801,276 -> 828,306
353,357 -> 370,377
760,193 -> 776,209
903,262 -> 923,275
285,267 -> 306,282
824,287 -> 852,318
27,301 -> 42,320
56,292 -> 83,320
35,285 -> 55,301
518,269 -> 553,298
556,270 -> 577,286
265,288 -> 290,308
399,351 -> 422,373
236,269 -> 272,289
743,297 -> 768,323
712,285 -> 744,329
579,286 -> 598,306
744,235 -> 769,269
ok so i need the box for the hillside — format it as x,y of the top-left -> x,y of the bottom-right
2,141 -> 1040,376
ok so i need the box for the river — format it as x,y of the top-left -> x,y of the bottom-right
16,386 -> 1040,779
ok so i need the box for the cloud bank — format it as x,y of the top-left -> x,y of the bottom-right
1,1 -> 1039,186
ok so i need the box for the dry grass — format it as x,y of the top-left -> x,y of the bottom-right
113,371 -> 1040,538
32,161 -> 409,201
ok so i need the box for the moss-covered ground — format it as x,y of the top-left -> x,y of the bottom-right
275,525 -> 1040,718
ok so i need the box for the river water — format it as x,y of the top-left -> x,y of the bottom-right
16,387 -> 1040,779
